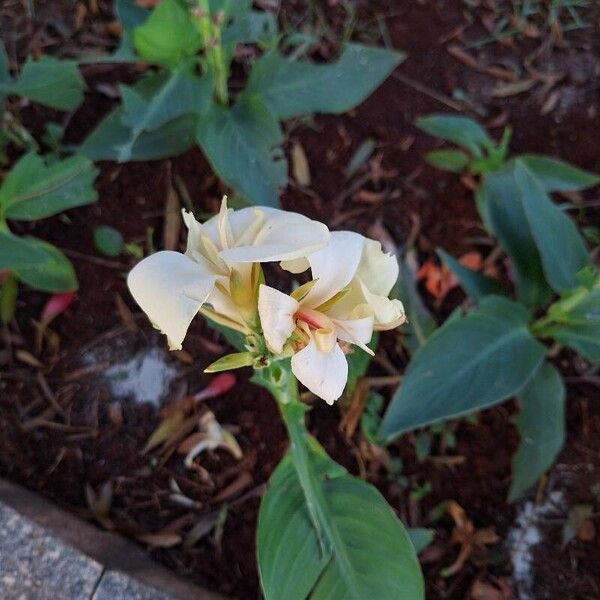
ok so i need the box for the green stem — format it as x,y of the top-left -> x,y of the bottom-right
193,0 -> 228,106
255,364 -> 330,557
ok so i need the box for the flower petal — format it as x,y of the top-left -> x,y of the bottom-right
303,231 -> 364,308
356,238 -> 399,297
127,251 -> 215,350
332,314 -> 374,354
258,284 -> 299,354
291,338 -> 348,405
358,279 -> 406,329
219,209 -> 330,263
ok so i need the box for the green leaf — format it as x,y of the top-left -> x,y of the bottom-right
0,56 -> 84,111
116,0 -> 149,30
436,248 -> 504,301
13,237 -> 77,292
509,362 -> 565,501
379,296 -> 546,441
196,96 -> 286,206
407,528 -> 435,554
222,9 -> 277,46
0,230 -> 53,270
513,160 -> 590,293
395,249 -> 437,353
425,149 -> 470,173
544,285 -> 600,362
0,153 -> 98,221
257,440 -> 424,600
115,67 -> 211,161
416,115 -> 492,158
205,351 -> 254,372
244,44 -> 404,120
480,166 -> 553,307
93,226 -> 124,257
518,155 -> 599,192
133,0 -> 202,69
81,109 -> 196,161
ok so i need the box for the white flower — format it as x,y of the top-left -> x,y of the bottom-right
128,197 -> 330,350
258,231 -> 405,404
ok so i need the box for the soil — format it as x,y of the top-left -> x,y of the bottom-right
1,1 -> 599,599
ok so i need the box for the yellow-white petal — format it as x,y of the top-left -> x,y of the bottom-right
280,256 -> 310,274
258,285 -> 299,354
219,209 -> 330,263
303,231 -> 364,308
127,251 -> 215,350
359,279 -> 406,329
291,338 -> 348,405
356,238 -> 399,297
332,314 -> 374,354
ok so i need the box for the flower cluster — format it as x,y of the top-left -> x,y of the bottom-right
128,198 -> 405,404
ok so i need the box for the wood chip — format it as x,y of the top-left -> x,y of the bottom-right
212,471 -> 253,503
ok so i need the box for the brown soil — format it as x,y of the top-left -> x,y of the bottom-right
1,1 -> 599,599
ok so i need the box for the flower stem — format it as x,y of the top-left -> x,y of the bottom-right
254,363 -> 330,557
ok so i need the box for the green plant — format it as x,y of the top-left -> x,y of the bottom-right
0,41 -> 85,161
0,44 -> 97,319
378,115 -> 599,501
0,152 -> 98,320
80,0 -> 404,206
127,200 -> 425,598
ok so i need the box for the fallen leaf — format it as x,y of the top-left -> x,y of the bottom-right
163,175 -> 181,251
142,411 -> 185,455
442,501 -> 499,577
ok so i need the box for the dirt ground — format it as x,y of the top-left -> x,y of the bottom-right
1,1 -> 599,598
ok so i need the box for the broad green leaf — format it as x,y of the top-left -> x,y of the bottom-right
544,285 -> 600,362
481,166 -> 553,307
208,0 -> 252,18
244,44 -> 404,120
407,528 -> 435,554
116,67 -> 211,161
0,153 -> 98,221
519,154 -> 599,192
12,237 -> 77,292
396,249 -> 437,353
0,56 -> 84,111
0,230 -> 50,269
425,149 -> 469,173
437,248 -> 504,301
196,96 -> 286,206
416,115 -> 492,158
116,0 -> 149,30
257,440 -> 424,600
379,296 -> 546,441
133,0 -> 202,69
222,9 -> 277,46
514,160 -> 590,293
509,362 -> 565,501
81,109 -> 196,161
